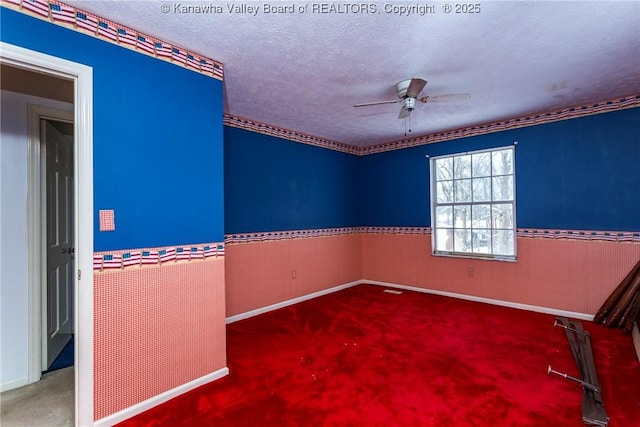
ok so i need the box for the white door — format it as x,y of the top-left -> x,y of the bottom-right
43,120 -> 74,370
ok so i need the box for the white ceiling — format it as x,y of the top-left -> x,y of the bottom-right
65,0 -> 640,147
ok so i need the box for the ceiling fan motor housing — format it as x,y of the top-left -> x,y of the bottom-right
396,79 -> 412,98
404,97 -> 416,111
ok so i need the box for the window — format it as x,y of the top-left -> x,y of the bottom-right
431,146 -> 516,260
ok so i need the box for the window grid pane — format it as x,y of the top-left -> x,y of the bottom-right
432,147 -> 515,259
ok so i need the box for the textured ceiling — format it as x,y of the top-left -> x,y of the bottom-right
65,0 -> 640,147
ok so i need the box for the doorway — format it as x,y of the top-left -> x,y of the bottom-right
1,41 -> 94,426
0,74 -> 75,426
0,115 -> 77,427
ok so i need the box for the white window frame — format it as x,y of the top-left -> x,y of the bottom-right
430,146 -> 517,261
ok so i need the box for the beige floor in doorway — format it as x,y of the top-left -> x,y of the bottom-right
1,367 -> 74,427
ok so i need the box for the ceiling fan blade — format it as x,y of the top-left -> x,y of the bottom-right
398,106 -> 411,119
405,78 -> 427,98
420,93 -> 471,103
354,99 -> 401,107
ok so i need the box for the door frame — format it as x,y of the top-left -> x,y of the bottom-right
1,41 -> 94,427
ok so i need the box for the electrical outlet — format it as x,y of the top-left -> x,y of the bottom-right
467,267 -> 474,277
292,269 -> 297,279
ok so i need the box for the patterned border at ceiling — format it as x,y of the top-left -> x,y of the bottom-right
2,0 -> 224,80
93,242 -> 225,271
225,227 -> 640,244
225,95 -> 640,156
224,114 -> 360,155
362,94 -> 640,155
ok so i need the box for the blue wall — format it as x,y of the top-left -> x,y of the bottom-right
224,126 -> 359,233
226,108 -> 639,234
1,8 -> 224,250
358,108 -> 640,231
515,109 -> 639,230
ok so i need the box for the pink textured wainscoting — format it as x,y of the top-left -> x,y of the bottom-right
361,233 -> 640,316
225,234 -> 362,317
94,258 -> 226,421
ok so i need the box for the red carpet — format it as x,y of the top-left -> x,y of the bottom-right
118,284 -> 640,426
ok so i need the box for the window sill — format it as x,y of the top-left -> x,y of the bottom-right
432,252 -> 517,263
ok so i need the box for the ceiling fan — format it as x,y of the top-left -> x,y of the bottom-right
354,78 -> 470,119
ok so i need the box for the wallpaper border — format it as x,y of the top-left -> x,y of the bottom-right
225,227 -> 362,243
224,227 -> 640,244
91,228 -> 639,269
224,95 -> 640,155
516,229 -> 640,242
2,0 -> 224,80
362,94 -> 640,155
93,242 -> 225,271
223,114 -> 360,155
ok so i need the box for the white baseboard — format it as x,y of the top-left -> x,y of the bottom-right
94,367 -> 229,427
226,279 -> 595,323
226,280 -> 363,324
364,279 -> 595,321
1,376 -> 29,393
